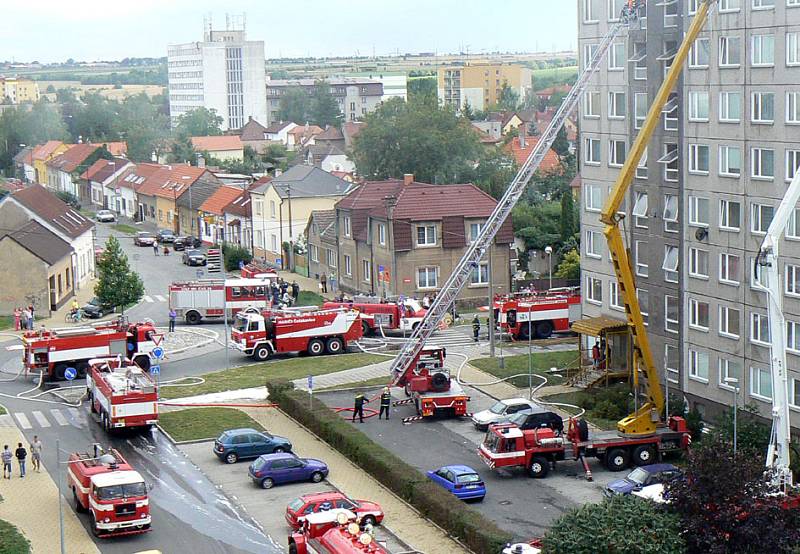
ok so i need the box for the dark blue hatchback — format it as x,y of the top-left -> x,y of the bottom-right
427,465 -> 486,501
248,453 -> 329,489
605,463 -> 682,496
213,428 -> 292,464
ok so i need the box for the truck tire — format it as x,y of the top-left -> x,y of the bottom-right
518,324 -> 531,340
361,321 -> 371,337
253,346 -> 271,362
53,364 -> 67,381
133,355 -> 150,371
535,321 -> 554,339
76,362 -> 89,379
73,489 -> 85,513
102,414 -> 111,433
528,456 -> 550,478
605,448 -> 629,472
185,311 -> 201,325
91,513 -> 102,537
414,398 -> 420,415
289,542 -> 299,554
632,444 -> 657,466
307,338 -> 325,356
325,337 -> 344,354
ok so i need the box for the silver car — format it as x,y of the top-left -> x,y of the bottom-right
471,398 -> 537,430
95,210 -> 116,222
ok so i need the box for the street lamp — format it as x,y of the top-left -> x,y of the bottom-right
544,246 -> 553,290
724,376 -> 740,455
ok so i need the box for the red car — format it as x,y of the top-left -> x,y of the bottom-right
285,492 -> 384,530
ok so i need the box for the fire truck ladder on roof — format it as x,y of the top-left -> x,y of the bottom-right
388,6 -> 639,382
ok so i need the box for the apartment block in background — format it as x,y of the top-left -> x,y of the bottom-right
437,63 -> 533,111
265,78 -> 384,126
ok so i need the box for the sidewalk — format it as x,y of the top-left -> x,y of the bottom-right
0,413 -> 99,554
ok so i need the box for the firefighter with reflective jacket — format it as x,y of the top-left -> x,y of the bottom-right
472,315 -> 481,342
352,392 -> 369,423
378,387 -> 391,420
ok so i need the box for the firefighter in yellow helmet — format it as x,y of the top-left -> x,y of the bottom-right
378,387 -> 391,420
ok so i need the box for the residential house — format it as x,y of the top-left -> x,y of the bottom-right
505,134 -> 561,173
190,135 -> 244,162
471,120 -> 502,142
0,77 -> 40,104
250,165 -> 352,267
198,185 -> 245,244
116,163 -> 163,221
286,125 -> 324,151
310,175 -> 513,300
341,121 -> 365,150
314,126 -> 346,150
222,187 -> 253,250
264,121 -> 298,146
0,221 -> 75,316
175,167 -> 225,237
535,85 -> 570,103
13,147 -> 35,182
46,144 -> 102,199
80,157 -> 133,209
438,63 -> 533,111
265,78 -> 383,125
0,184 -> 95,290
239,117 -> 272,153
305,210 -> 338,281
297,143 -> 355,173
32,140 -> 69,185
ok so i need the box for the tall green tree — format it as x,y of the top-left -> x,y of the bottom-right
310,81 -> 343,129
175,107 -> 223,136
278,87 -> 311,123
94,236 -> 144,315
551,126 -> 570,157
0,101 -> 68,173
498,82 -> 520,112
116,93 -> 170,162
560,191 -> 576,241
554,249 -> 580,279
407,77 -> 437,104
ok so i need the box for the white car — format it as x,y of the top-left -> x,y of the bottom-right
471,398 -> 537,430
96,210 -> 116,223
631,483 -> 669,504
503,543 -> 541,554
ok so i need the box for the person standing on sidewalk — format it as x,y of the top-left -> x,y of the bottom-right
153,239 -> 159,255
320,273 -> 327,294
13,307 -> 21,331
30,436 -> 42,473
351,392 -> 368,423
291,280 -> 300,301
169,309 -> 177,333
2,445 -> 12,479
378,387 -> 391,420
20,308 -> 30,332
472,315 -> 481,342
15,443 -> 26,478
28,304 -> 35,330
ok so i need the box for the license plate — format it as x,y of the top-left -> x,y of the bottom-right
467,485 -> 478,489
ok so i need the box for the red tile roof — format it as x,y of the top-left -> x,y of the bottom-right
31,140 -> 64,161
79,157 -> 130,182
7,184 -> 93,239
190,135 -> 243,152
199,185 -> 244,215
137,165 -> 207,199
505,136 -> 561,173
116,163 -> 163,190
316,126 -> 344,141
288,125 -> 324,137
47,144 -> 100,173
335,181 -> 404,212
222,189 -> 252,217
91,141 -> 127,157
376,182 -> 500,221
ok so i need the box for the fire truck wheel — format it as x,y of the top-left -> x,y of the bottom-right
91,513 -> 102,537
89,398 -> 97,414
307,338 -> 325,356
260,477 -> 275,489
404,384 -> 411,397
361,515 -> 377,527
76,362 -> 89,378
73,489 -> 85,512
310,471 -> 324,483
605,448 -> 629,472
102,414 -> 111,433
632,445 -> 657,466
185,311 -> 201,325
289,542 -> 299,554
253,346 -> 271,362
53,364 -> 67,381
414,398 -> 420,415
528,456 -> 550,478
361,321 -> 371,337
518,324 -> 530,340
134,355 -> 150,371
535,321 -> 554,339
325,337 -> 344,354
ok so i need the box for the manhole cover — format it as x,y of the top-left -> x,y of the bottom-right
498,500 -> 513,506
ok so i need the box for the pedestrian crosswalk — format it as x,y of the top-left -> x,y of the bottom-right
143,294 -> 168,303
13,408 -> 82,430
426,327 -> 484,348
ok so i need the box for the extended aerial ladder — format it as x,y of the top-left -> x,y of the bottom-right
755,171 -> 800,492
387,1 -> 643,383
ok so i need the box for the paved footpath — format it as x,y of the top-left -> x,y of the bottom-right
0,412 -> 99,554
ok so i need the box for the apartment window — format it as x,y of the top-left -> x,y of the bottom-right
752,257 -> 769,289
663,94 -> 678,130
788,32 -> 800,65
788,320 -> 800,352
689,298 -> 710,330
343,216 -> 351,237
689,247 -> 709,279
787,92 -> 800,124
719,200 -> 741,232
719,91 -> 742,122
751,147 -> 775,179
750,366 -> 773,400
752,0 -> 775,8
689,349 -> 710,382
636,147 -> 648,179
719,0 -> 741,10
666,344 -> 679,383
608,0 -> 626,21
583,0 -> 598,22
271,234 -> 278,252
344,254 -> 352,276
585,138 -> 601,165
633,93 -> 647,129
362,259 -> 372,283
635,240 -> 649,277
688,91 -> 709,121
632,42 -> 647,80
751,312 -> 771,344
664,0 -> 679,26
378,223 -> 386,246
660,143 -> 679,182
584,184 -> 602,211
719,36 -> 742,66
608,91 -> 626,119
583,43 -> 599,69
787,264 -> 800,296
719,359 -> 742,389
586,230 -> 602,258
609,281 -> 624,310
751,34 -> 775,66
665,295 -> 679,333
751,92 -> 775,123
752,203 -> 775,234
719,145 -> 742,176
253,199 -> 263,217
609,42 -> 625,70
584,91 -> 600,118
270,200 -> 276,218
787,150 -> 800,181
326,248 -> 337,268
689,196 -> 710,227
417,266 -> 437,289
416,225 -> 436,246
688,144 -> 710,174
689,37 -> 710,68
632,191 -> 648,227
637,289 -> 649,325
663,245 -> 679,282
609,139 -> 626,167
586,275 -> 603,304
787,208 -> 800,239
719,305 -> 741,338
663,194 -> 678,233
688,0 -> 700,13
470,262 -> 489,285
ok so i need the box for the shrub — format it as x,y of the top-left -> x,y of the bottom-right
222,243 -> 253,272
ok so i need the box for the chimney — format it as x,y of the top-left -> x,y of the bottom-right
403,173 -> 414,186
197,155 -> 206,168
519,124 -> 526,149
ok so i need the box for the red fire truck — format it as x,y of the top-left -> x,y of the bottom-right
392,346 -> 470,418
289,509 -> 387,554
322,297 -> 427,336
169,277 -> 275,324
21,319 -> 161,380
67,445 -> 151,537
493,288 -> 581,340
87,358 -> 158,432
240,261 -> 279,280
231,308 -> 363,361
478,416 -> 690,479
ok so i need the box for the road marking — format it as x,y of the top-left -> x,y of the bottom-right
144,295 -> 154,303
32,411 -> 51,428
51,409 -> 69,427
13,412 -> 32,429
155,295 -> 167,302
67,408 -> 82,427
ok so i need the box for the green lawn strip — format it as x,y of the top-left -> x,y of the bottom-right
160,352 -> 385,400
470,351 -> 579,388
159,407 -> 264,442
0,315 -> 13,330
0,405 -> 6,415
111,223 -> 139,234
297,290 -> 325,306
540,384 -> 632,431
315,375 -> 391,393
0,519 -> 30,554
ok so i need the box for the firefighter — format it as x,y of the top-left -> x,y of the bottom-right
472,315 -> 480,342
378,387 -> 391,420
351,392 -> 368,423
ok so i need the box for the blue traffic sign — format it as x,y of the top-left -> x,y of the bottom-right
152,346 -> 164,360
307,374 -> 313,390
150,364 -> 161,376
64,367 -> 77,381
239,260 -> 245,269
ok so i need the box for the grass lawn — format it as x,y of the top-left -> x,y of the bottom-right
0,519 -> 30,554
297,290 -> 325,306
541,383 -> 633,430
532,66 -> 578,80
160,352 -> 385,400
0,405 -> 6,415
112,223 -> 139,235
0,315 -> 13,330
470,351 -> 579,388
316,375 -> 390,392
159,407 -> 264,442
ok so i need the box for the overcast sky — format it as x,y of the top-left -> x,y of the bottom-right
0,0 -> 577,63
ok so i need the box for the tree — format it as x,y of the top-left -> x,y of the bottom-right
463,149 -> 517,199
116,93 -> 170,162
498,82 -> 520,112
541,495 -> 684,554
554,249 -> 580,279
407,77 -> 437,104
560,191 -> 576,241
278,87 -> 311,124
513,201 -> 561,251
175,107 -> 223,137
551,126 -> 570,157
94,236 -> 144,314
309,81 -> 343,129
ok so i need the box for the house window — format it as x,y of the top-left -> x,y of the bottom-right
417,266 -> 437,289
344,254 -> 352,276
608,0 -> 626,21
788,32 -> 800,65
751,203 -> 774,234
664,0 -> 678,26
787,92 -> 800,124
688,0 -> 700,14
786,264 -> 800,296
688,91 -> 709,121
719,358 -> 742,389
609,42 -> 626,70
362,259 -> 372,283
326,248 -> 336,268
416,225 -> 436,246
666,344 -> 679,383
720,199 -> 741,231
663,245 -> 679,283
787,150 -> 800,182
583,43 -> 599,69
719,146 -> 742,177
271,234 -> 278,252
689,298 -> 710,330
663,94 -> 678,130
689,196 -> 710,227
750,366 -> 773,400
583,91 -> 601,118
585,138 -> 601,164
689,247 -> 709,279
792,378 -> 800,409
751,147 -> 775,179
661,143 -> 679,182
609,281 -> 624,310
751,312 -> 771,344
751,92 -> 775,123
470,262 -> 489,285
719,305 -> 741,338
632,42 -> 647,80
752,0 -> 775,7
584,184 -> 602,211
158,209 -> 163,222
635,240 -> 648,277
719,36 -> 742,66
609,139 -> 626,167
720,252 -> 741,285
608,91 -> 626,118
586,230 -> 602,258
378,223 -> 386,246
751,34 -> 775,66
309,244 -> 318,262
633,93 -> 647,129
665,294 -> 679,333
343,216 -> 351,237
788,320 -> 800,352
636,147 -> 648,179
256,230 -> 265,249
270,200 -> 276,218
586,276 -> 603,304
469,222 -> 485,243
689,349 -> 710,382
719,91 -> 742,122
632,192 -> 648,229
689,37 -> 710,68
752,258 -> 769,289
254,199 -> 263,216
688,144 -> 710,174
583,0 -> 598,22
664,194 -> 678,232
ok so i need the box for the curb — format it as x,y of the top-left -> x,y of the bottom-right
155,424 -> 214,446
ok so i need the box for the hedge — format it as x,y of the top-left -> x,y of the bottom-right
266,380 -> 513,554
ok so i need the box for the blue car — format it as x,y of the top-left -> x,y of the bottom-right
605,463 -> 682,496
249,453 -> 329,489
427,465 -> 486,501
214,428 -> 292,464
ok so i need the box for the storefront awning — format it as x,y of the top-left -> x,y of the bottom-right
571,316 -> 629,336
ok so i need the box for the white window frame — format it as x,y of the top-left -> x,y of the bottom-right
583,91 -> 601,118
583,0 -> 599,22
788,32 -> 800,66
751,312 -> 771,345
634,92 -> 648,129
663,245 -> 679,283
666,345 -> 679,384
636,147 -> 648,179
719,35 -> 742,67
787,92 -> 800,124
719,358 -> 742,391
586,275 -> 603,305
688,196 -> 710,227
635,240 -> 648,277
786,264 -> 800,297
583,43 -> 599,69
689,298 -> 710,331
751,34 -> 775,67
663,194 -> 678,233
719,199 -> 741,231
688,143 -> 710,174
609,42 -> 625,71
751,203 -> 775,234
752,0 -> 775,9
787,150 -> 800,182
608,91 -> 626,119
688,91 -> 709,121
632,191 -> 648,228
343,216 -> 351,237
688,247 -> 709,279
719,145 -> 742,177
585,137 -> 601,165
416,224 -> 436,247
309,243 -> 319,263
362,259 -> 372,283
720,252 -> 741,285
719,91 -> 742,123
787,320 -> 800,354
609,139 -> 626,168
751,147 -> 775,180
378,223 -> 386,246
584,184 -> 602,211
719,305 -> 741,339
689,349 -> 710,383
585,230 -> 602,259
607,0 -> 625,21
689,37 -> 710,68
326,248 -> 337,268
750,365 -> 773,401
609,281 -> 624,311
787,208 -> 800,239
661,143 -> 679,182
751,92 -> 775,124
469,262 -> 489,286
665,294 -> 679,333
719,0 -> 741,11
344,254 -> 352,276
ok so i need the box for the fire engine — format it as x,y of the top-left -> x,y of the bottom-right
322,297 -> 427,336
231,308 -> 363,361
240,261 -> 279,280
289,509 -> 387,554
87,358 -> 158,432
493,288 -> 581,340
21,319 -> 161,380
67,445 -> 151,537
391,346 -> 469,418
169,277 -> 275,324
478,416 -> 690,479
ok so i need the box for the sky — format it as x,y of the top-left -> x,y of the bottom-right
0,0 -> 578,63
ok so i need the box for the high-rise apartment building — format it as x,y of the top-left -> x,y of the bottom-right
437,63 -> 533,111
264,78 -> 384,126
167,18 -> 267,131
579,0 -> 800,428
0,77 -> 40,104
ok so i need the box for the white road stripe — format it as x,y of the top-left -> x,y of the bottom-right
32,411 -> 51,428
14,413 -> 32,429
51,409 -> 69,427
67,408 -> 82,427
144,295 -> 154,303
155,294 -> 167,302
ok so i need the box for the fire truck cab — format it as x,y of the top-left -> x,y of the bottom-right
289,509 -> 387,554
87,358 -> 158,432
391,346 -> 469,417
323,296 -> 427,336
494,288 -> 581,340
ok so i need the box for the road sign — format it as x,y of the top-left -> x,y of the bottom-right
150,364 -> 160,375
64,367 -> 77,381
275,258 -> 282,267
196,269 -> 204,278
152,346 -> 164,360
239,260 -> 245,269
307,374 -> 313,391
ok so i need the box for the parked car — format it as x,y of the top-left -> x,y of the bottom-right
213,428 -> 292,464
157,229 -> 176,243
502,542 -> 542,554
134,232 -> 156,246
81,297 -> 114,319
285,492 -> 384,529
426,465 -> 486,501
95,210 -> 116,223
507,408 -> 564,436
604,463 -> 682,497
182,249 -> 207,266
173,236 -> 202,251
472,398 -> 538,431
248,453 -> 328,489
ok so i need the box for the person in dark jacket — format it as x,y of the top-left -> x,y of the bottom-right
15,443 -> 26,478
378,387 -> 391,420
291,281 -> 300,301
352,393 -> 369,423
472,315 -> 481,342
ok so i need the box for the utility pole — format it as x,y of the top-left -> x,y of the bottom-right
488,252 -> 495,358
287,184 -> 293,271
57,439 -> 65,554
